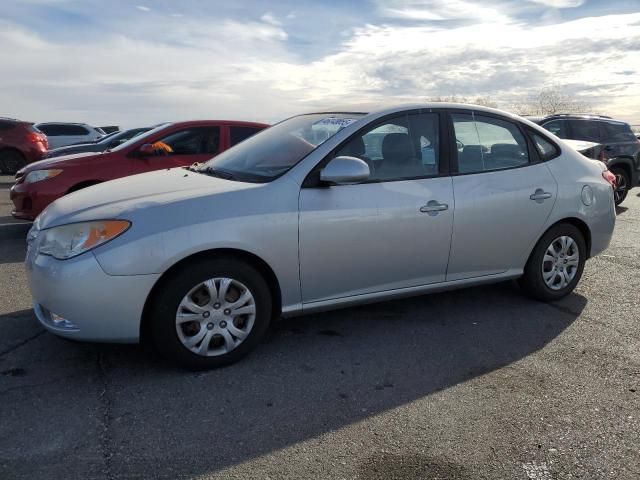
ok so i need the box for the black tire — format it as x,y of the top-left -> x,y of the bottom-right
149,258 -> 272,370
518,223 -> 586,302
0,150 -> 26,175
610,167 -> 629,206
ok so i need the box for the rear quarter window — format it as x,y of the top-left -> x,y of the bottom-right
602,121 -> 636,142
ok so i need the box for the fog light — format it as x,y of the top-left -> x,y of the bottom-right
50,312 -> 78,330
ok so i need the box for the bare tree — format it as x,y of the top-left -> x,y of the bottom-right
426,94 -> 497,108
512,84 -> 592,116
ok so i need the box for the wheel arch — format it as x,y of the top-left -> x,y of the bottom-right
0,146 -> 26,157
67,180 -> 102,194
528,217 -> 592,264
139,248 -> 282,343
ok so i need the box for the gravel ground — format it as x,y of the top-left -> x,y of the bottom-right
0,174 -> 638,479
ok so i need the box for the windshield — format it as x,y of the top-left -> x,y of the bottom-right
110,123 -> 171,152
199,113 -> 365,182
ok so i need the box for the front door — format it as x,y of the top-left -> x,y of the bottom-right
447,112 -> 557,280
131,126 -> 221,174
298,111 -> 454,304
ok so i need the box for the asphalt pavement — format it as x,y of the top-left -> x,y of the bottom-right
0,174 -> 638,479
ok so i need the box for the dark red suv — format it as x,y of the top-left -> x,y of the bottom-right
11,120 -> 268,220
0,118 -> 49,174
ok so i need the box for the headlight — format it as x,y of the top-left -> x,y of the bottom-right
24,169 -> 63,184
38,220 -> 131,260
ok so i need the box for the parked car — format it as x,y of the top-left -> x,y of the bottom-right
11,120 -> 268,220
562,139 -> 605,162
46,127 -> 154,158
34,122 -> 106,149
24,104 -> 616,369
0,118 -> 49,174
529,114 -> 640,205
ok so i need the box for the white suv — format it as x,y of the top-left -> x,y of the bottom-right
35,122 -> 106,149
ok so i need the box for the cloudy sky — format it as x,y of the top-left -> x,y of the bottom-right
1,0 -> 639,127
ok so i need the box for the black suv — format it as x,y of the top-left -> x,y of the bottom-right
529,114 -> 640,205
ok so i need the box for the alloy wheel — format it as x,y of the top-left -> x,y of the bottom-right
613,172 -> 627,204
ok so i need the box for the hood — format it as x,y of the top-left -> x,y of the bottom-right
21,151 -> 102,172
562,139 -> 599,153
47,143 -> 98,157
37,168 -> 260,229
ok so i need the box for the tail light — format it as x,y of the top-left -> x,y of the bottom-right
26,132 -> 49,149
602,169 -> 616,189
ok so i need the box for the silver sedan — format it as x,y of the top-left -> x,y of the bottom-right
25,104 -> 616,369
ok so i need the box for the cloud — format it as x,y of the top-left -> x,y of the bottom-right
0,4 -> 638,126
376,0 -> 512,23
527,0 -> 584,7
260,12 -> 282,26
136,5 -> 150,12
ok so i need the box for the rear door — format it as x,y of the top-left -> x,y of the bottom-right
447,111 -> 557,281
130,126 -> 221,174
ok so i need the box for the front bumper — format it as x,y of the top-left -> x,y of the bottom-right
10,181 -> 58,221
26,245 -> 161,343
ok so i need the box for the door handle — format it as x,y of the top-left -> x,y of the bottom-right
420,200 -> 449,214
530,189 -> 552,202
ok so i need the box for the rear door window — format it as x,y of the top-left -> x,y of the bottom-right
62,125 -> 90,136
567,120 -> 601,142
230,126 -> 263,146
541,119 -> 569,139
37,124 -> 60,136
452,113 -> 529,173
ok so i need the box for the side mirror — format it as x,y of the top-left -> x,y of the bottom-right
138,143 -> 155,157
320,156 -> 370,185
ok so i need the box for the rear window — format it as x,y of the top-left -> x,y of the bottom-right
602,121 -> 636,142
0,120 -> 16,131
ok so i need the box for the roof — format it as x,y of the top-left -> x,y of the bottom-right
300,102 -> 528,119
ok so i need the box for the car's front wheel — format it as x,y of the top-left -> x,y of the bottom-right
150,258 -> 272,370
610,167 -> 629,206
519,223 -> 586,302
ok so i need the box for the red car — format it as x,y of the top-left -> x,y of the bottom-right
0,118 -> 49,174
11,120 -> 268,220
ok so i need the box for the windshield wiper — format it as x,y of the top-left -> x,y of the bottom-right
203,167 -> 237,180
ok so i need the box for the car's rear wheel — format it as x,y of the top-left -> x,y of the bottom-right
519,223 -> 586,302
150,258 -> 272,370
0,150 -> 26,175
610,167 -> 629,205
